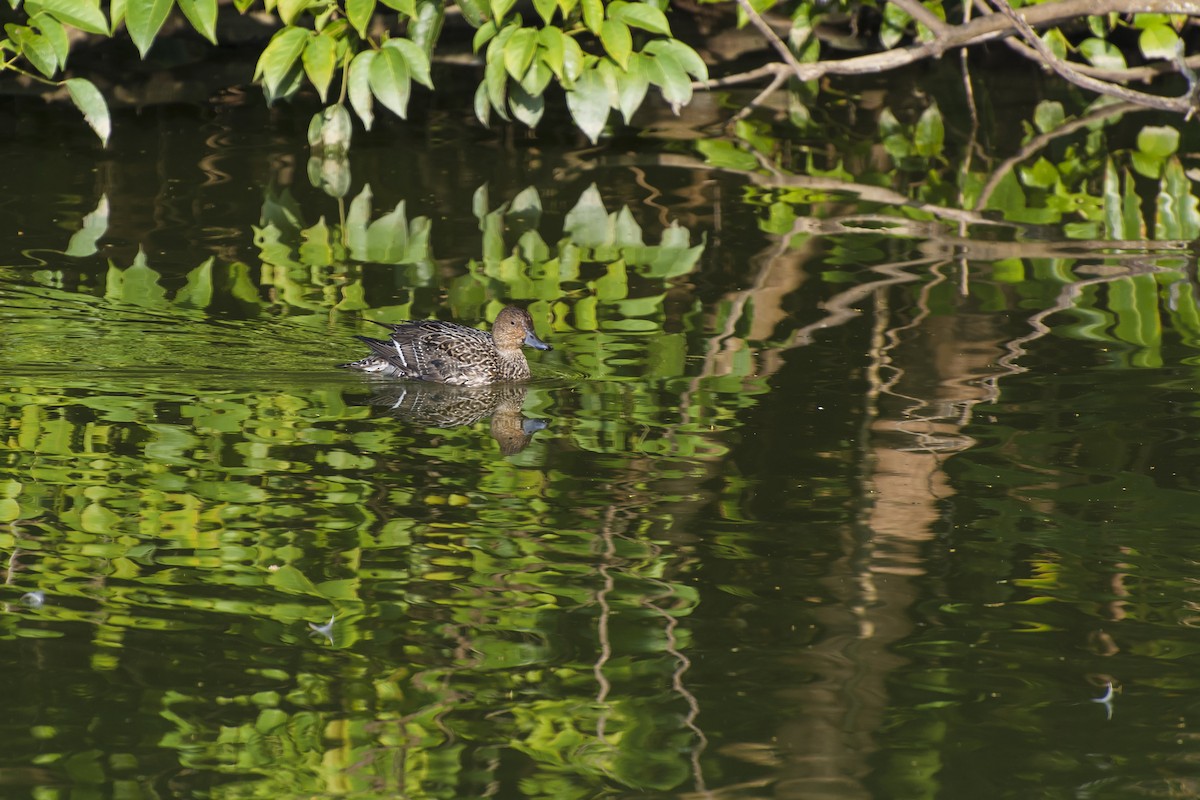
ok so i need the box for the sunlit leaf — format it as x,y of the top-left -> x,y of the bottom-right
473,19 -> 497,53
1138,125 -> 1179,158
456,0 -> 488,26
126,0 -> 174,57
503,26 -> 537,80
37,16 -> 69,69
538,25 -> 564,79
580,0 -> 601,34
346,0 -> 375,37
378,0 -> 414,15
644,38 -> 707,81
1079,37 -> 1125,70
11,26 -> 56,76
348,50 -> 375,129
532,0 -> 555,24
302,32 -> 336,102
384,35 -> 433,88
177,0 -> 217,43
410,0 -> 443,58
520,58 -> 553,96
610,0 -> 669,35
645,47 -> 691,114
1139,23 -> 1179,60
489,0 -> 515,23
600,19 -> 631,70
510,82 -> 544,127
37,0 -> 108,34
616,51 -> 649,122
65,76 -> 110,145
565,68 -> 610,143
1040,27 -> 1068,60
914,103 -> 944,157
254,26 -> 309,96
369,45 -> 412,119
1033,100 -> 1064,134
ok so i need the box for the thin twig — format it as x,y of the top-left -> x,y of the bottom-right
733,0 -> 808,80
974,101 -> 1140,211
987,0 -> 1198,115
695,0 -> 1200,89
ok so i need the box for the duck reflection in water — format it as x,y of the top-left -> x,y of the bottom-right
364,382 -> 549,455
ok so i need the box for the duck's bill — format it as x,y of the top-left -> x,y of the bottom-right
525,332 -> 553,351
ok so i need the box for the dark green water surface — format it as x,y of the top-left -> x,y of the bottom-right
4,73 -> 1200,800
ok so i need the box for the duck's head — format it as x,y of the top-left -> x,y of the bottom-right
493,306 -> 552,352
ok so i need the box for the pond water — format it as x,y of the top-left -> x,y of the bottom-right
4,58 -> 1200,799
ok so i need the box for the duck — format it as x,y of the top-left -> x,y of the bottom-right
340,305 -> 552,386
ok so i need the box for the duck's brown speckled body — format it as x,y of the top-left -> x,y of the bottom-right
340,306 -> 551,386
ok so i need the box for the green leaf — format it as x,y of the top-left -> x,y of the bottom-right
410,0 -> 443,59
302,32 -> 336,101
537,26 -> 564,79
616,51 -> 648,122
277,0 -> 310,25
532,0 -> 555,24
914,103 -> 944,156
176,0 -> 216,43
580,0 -> 601,35
646,47 -> 691,113
384,36 -> 433,88
369,45 -> 412,119
566,68 -> 610,144
520,57 -> 552,96
10,26 -> 56,77
473,20 -> 498,54
510,81 -> 544,127
308,103 -> 352,151
485,44 -> 510,120
254,26 -> 308,90
1033,100 -> 1064,134
562,31 -> 583,82
610,1 -> 669,35
125,0 -> 174,57
644,38 -> 707,81
348,49 -> 375,129
473,79 -> 491,126
882,1 -> 914,48
1019,157 -> 1058,189
64,77 -> 110,145
504,27 -> 537,80
377,0 -> 414,15
37,0 -> 108,34
599,18 -> 631,70
1137,125 -> 1179,158
1079,37 -> 1125,71
456,0 -> 488,26
345,0 -> 375,37
36,16 -> 68,68
1138,23 -> 1179,60
1041,27 -> 1068,60
489,0 -> 515,24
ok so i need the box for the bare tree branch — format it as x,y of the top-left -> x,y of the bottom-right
987,0 -> 1198,114
696,0 -> 1200,112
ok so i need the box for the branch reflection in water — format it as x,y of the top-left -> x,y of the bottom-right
358,381 -> 549,455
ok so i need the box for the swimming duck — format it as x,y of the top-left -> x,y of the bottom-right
340,305 -> 552,386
